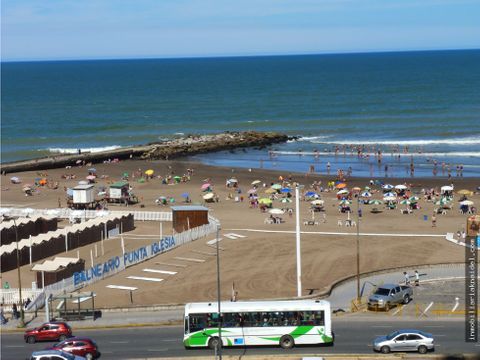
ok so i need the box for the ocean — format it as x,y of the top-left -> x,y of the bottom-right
2,50 -> 480,178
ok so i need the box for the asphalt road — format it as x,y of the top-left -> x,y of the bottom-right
2,319 -> 479,359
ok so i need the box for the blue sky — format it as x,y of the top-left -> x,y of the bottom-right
2,0 -> 479,61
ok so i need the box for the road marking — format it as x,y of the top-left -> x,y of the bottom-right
420,301 -> 434,317
161,339 -> 178,342
155,262 -> 188,268
72,294 -> 97,303
109,341 -> 129,343
174,256 -> 205,263
191,249 -> 216,256
143,268 -> 177,275
425,325 -> 444,328
106,285 -> 137,291
127,276 -> 164,282
207,238 -> 223,245
5,345 -> 25,348
372,325 -> 392,328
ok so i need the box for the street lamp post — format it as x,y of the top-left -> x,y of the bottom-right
10,217 -> 25,327
295,185 -> 302,297
356,196 -> 361,302
215,224 -> 222,360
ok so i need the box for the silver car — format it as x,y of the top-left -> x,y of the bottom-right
373,329 -> 434,354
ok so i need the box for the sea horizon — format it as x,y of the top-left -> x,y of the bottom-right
2,49 -> 479,178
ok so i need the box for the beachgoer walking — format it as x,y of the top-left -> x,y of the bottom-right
432,213 -> 436,227
414,270 -> 420,286
404,271 -> 410,285
12,303 -> 19,319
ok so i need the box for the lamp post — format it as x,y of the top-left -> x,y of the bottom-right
7,217 -> 25,327
356,195 -> 361,302
215,223 -> 222,360
295,185 -> 303,297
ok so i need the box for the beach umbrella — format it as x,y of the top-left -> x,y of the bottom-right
370,199 -> 383,205
251,180 -> 261,185
145,169 -> 154,176
335,183 -> 347,189
201,183 -> 211,191
247,189 -> 257,194
76,160 -> 82,164
170,197 -> 175,203
352,187 -> 362,192
339,199 -> 352,205
122,172 -> 129,178
158,196 -> 167,200
22,186 -> 32,192
383,184 -> 394,190
364,186 -> 371,190
265,188 -> 277,194
400,199 -> 411,205
441,185 -> 454,192
228,178 -> 238,183
383,196 -> 396,201
259,198 -> 272,205
271,184 -> 282,190
311,200 -> 324,206
395,184 -> 408,190
457,189 -> 473,196
203,193 -> 214,200
337,189 -> 349,195
88,168 -> 97,173
78,180 -> 89,185
86,175 -> 96,180
39,179 -> 47,186
181,193 -> 190,198
280,198 -> 292,203
174,176 -> 182,182
360,191 -> 372,198
269,208 -> 285,215
460,200 -> 474,206
280,188 -> 291,193
434,198 -> 449,206
305,191 -> 317,197
383,192 -> 396,198
408,196 -> 419,202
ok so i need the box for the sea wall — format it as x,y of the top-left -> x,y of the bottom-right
0,131 -> 292,174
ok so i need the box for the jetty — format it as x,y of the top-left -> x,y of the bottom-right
1,131 -> 292,174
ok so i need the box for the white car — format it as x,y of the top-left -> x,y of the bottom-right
29,350 -> 86,360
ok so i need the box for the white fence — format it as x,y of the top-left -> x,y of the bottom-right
0,208 -> 172,222
0,289 -> 43,307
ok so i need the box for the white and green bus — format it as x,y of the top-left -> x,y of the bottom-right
183,300 -> 333,349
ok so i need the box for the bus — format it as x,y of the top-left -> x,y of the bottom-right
183,300 -> 333,349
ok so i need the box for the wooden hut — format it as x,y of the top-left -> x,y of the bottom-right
171,205 -> 209,233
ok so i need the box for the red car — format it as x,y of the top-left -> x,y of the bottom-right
48,337 -> 100,360
24,321 -> 73,344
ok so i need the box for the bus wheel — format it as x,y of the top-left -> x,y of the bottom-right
208,337 -> 221,350
280,335 -> 295,349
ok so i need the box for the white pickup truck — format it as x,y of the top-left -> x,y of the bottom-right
368,284 -> 413,310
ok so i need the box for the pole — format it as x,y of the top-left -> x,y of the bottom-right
160,222 -> 163,240
295,186 -> 302,297
13,218 -> 25,327
101,231 -> 105,256
356,196 -> 361,302
216,225 -> 222,360
65,230 -> 68,253
29,236 -> 32,265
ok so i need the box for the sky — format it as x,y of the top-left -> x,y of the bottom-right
2,0 -> 480,61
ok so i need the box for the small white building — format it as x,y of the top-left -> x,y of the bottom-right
72,184 -> 95,204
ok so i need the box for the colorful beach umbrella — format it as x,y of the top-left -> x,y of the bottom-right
251,180 -> 261,185
311,200 -> 324,206
395,184 -> 408,190
383,192 -> 396,198
370,199 -> 383,205
280,198 -> 292,203
259,198 -> 272,204
247,189 -> 257,194
265,188 -> 277,194
457,189 -> 473,196
408,196 -> 419,202
335,183 -> 347,189
337,189 -> 349,195
181,193 -> 190,198
383,196 -> 396,201
352,187 -> 362,192
360,191 -> 372,198
271,184 -> 282,190
145,169 -> 154,176
383,184 -> 394,190
460,200 -> 474,206
305,191 -> 317,197
280,188 -> 291,193
339,199 -> 352,205
201,183 -> 211,191
435,198 -> 450,205
203,193 -> 214,200
400,199 -> 411,205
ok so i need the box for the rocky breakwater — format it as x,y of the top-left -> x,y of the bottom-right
141,131 -> 292,160
1,131 -> 292,174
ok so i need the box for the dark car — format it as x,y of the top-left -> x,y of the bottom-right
24,322 -> 73,344
48,337 -> 100,360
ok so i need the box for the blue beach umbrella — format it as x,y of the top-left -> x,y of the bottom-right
305,191 -> 317,197
280,188 -> 291,193
181,193 -> 189,198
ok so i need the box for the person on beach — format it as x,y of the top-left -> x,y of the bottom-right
432,213 -> 436,227
414,270 -> 420,286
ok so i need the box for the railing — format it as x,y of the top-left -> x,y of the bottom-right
0,208 -> 172,222
0,289 -> 43,305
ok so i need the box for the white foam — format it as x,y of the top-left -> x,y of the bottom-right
299,136 -> 480,146
271,151 -> 480,158
47,145 -> 122,154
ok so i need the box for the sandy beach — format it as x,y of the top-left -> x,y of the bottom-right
1,158 -> 478,308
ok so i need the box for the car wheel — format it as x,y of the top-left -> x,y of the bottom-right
208,337 -> 221,350
280,335 -> 295,349
85,353 -> 94,360
403,294 -> 410,304
58,335 -> 67,341
380,345 -> 390,354
418,345 -> 428,354
27,336 -> 36,344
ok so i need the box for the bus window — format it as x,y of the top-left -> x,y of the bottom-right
184,317 -> 189,334
314,311 -> 325,326
189,314 -> 207,333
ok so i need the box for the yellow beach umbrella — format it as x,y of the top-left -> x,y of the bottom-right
145,169 -> 154,176
457,189 -> 473,196
265,188 -> 277,194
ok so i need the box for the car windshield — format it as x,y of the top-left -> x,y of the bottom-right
61,352 -> 76,360
374,288 -> 390,296
386,331 -> 400,340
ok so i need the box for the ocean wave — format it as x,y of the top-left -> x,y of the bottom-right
46,145 -> 122,154
300,136 -> 480,146
289,135 -> 333,143
271,151 -> 480,158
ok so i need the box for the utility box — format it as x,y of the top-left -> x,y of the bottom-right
72,184 -> 95,204
171,206 -> 209,233
109,181 -> 129,200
